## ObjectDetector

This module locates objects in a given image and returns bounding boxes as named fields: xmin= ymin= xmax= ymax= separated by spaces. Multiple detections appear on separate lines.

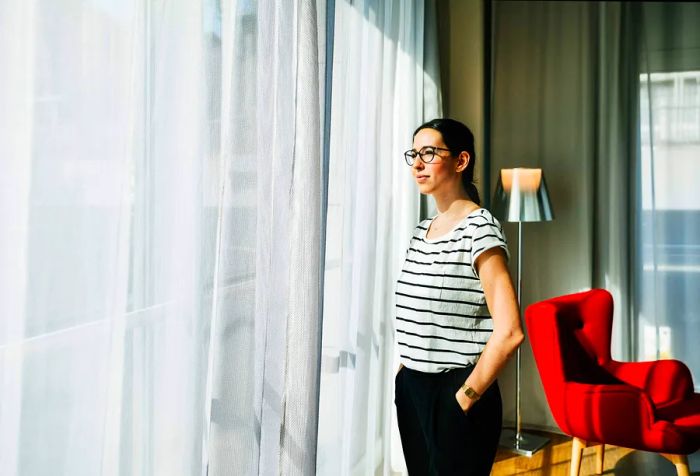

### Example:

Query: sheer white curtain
xmin=0 ymin=0 xmax=324 ymax=475
xmin=637 ymin=2 xmax=700 ymax=386
xmin=208 ymin=0 xmax=325 ymax=475
xmin=0 ymin=2 xmax=217 ymax=474
xmin=315 ymin=1 xmax=441 ymax=474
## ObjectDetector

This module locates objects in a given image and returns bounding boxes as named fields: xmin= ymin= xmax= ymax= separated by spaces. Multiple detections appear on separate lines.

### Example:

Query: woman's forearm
xmin=465 ymin=329 xmax=523 ymax=393
xmin=455 ymin=328 xmax=523 ymax=413
xmin=455 ymin=247 xmax=524 ymax=412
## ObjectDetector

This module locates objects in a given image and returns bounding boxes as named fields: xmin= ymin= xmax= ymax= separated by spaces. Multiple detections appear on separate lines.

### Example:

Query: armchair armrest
xmin=605 ymin=359 xmax=693 ymax=407
xmin=559 ymin=382 xmax=657 ymax=447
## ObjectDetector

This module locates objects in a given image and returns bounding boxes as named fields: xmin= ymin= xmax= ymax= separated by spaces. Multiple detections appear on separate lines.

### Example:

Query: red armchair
xmin=525 ymin=289 xmax=700 ymax=476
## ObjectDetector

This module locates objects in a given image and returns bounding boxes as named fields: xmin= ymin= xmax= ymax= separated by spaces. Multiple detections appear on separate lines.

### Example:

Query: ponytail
xmin=462 ymin=178 xmax=481 ymax=206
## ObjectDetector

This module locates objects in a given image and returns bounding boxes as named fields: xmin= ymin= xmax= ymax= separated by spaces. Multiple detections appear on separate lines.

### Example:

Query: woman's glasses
xmin=403 ymin=146 xmax=451 ymax=166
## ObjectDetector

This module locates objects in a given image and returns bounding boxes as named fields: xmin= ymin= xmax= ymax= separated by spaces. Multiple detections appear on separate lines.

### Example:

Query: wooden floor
xmin=491 ymin=429 xmax=700 ymax=475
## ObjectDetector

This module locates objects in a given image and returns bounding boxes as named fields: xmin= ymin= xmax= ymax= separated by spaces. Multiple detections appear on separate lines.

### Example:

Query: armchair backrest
xmin=525 ymin=289 xmax=621 ymax=432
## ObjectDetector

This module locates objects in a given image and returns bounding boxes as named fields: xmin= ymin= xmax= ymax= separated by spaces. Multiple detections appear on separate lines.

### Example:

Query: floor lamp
xmin=492 ymin=168 xmax=554 ymax=457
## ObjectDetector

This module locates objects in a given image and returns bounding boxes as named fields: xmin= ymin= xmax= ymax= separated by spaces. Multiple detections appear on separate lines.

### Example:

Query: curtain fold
xmin=281 ymin=0 xmax=324 ymax=472
xmin=315 ymin=1 xmax=441 ymax=474
xmin=206 ymin=0 xmax=325 ymax=474
xmin=591 ymin=1 xmax=641 ymax=361
xmin=0 ymin=1 xmax=34 ymax=470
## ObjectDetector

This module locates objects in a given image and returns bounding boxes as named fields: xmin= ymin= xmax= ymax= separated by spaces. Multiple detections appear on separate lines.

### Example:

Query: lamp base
xmin=498 ymin=428 xmax=550 ymax=457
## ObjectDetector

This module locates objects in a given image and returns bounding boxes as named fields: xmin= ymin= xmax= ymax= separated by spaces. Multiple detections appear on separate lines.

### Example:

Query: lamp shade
xmin=492 ymin=168 xmax=554 ymax=223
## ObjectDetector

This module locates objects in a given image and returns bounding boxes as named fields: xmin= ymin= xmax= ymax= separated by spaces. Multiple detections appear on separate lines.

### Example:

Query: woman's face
xmin=411 ymin=128 xmax=460 ymax=195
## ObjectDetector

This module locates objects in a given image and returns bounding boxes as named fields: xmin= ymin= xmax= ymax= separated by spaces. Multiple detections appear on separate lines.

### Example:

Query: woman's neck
xmin=434 ymin=196 xmax=476 ymax=220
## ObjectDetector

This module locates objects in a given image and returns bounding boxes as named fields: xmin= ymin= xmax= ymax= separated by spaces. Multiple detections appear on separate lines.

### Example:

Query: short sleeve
xmin=401 ymin=222 xmax=422 ymax=260
xmin=469 ymin=210 xmax=510 ymax=276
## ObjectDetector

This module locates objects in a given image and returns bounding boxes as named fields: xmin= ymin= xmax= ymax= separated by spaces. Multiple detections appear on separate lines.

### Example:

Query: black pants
xmin=395 ymin=365 xmax=502 ymax=476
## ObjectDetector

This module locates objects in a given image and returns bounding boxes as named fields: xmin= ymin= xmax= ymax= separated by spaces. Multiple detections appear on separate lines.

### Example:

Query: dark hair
xmin=413 ymin=118 xmax=480 ymax=205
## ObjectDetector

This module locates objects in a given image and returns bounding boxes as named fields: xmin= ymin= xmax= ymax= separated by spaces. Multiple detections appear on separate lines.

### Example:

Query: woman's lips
xmin=416 ymin=175 xmax=429 ymax=183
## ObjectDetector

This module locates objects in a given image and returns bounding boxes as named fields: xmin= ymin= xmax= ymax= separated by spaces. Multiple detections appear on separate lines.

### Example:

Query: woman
xmin=394 ymin=118 xmax=524 ymax=475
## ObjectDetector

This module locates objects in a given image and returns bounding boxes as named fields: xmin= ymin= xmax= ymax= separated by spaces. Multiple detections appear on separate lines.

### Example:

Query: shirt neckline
xmin=423 ymin=208 xmax=483 ymax=243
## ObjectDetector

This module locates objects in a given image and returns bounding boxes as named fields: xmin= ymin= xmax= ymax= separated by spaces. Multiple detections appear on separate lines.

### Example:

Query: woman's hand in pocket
xmin=455 ymin=389 xmax=474 ymax=415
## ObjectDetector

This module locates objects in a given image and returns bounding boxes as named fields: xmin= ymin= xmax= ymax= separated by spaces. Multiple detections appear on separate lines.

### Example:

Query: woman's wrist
xmin=460 ymin=382 xmax=481 ymax=400
xmin=455 ymin=389 xmax=477 ymax=413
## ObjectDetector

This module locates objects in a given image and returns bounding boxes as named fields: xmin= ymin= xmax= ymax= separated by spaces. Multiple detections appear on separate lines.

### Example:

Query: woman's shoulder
xmin=466 ymin=207 xmax=498 ymax=224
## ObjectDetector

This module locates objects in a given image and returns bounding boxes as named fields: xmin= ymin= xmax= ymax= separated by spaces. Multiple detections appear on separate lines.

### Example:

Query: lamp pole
xmin=498 ymin=220 xmax=549 ymax=456
xmin=493 ymin=167 xmax=554 ymax=457
xmin=516 ymin=220 xmax=523 ymax=442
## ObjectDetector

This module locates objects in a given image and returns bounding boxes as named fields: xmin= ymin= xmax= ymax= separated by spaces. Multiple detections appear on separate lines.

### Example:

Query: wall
xmin=437 ymin=0 xmax=486 ymax=203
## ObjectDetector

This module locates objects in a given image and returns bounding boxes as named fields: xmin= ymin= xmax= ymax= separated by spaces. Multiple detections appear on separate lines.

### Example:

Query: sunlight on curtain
xmin=0 ymin=0 xmax=325 ymax=475
xmin=0 ymin=1 xmax=217 ymax=474
xmin=207 ymin=0 xmax=325 ymax=474
xmin=315 ymin=1 xmax=441 ymax=474
xmin=637 ymin=2 xmax=700 ymax=388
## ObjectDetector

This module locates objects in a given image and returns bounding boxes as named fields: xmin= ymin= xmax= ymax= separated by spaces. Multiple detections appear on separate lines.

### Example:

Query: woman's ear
xmin=457 ymin=152 xmax=470 ymax=173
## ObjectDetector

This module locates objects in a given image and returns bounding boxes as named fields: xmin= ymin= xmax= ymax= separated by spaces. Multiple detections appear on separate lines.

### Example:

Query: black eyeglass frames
xmin=403 ymin=146 xmax=452 ymax=166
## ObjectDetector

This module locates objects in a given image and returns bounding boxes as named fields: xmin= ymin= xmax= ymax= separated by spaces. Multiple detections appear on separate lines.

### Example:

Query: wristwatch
xmin=460 ymin=383 xmax=481 ymax=400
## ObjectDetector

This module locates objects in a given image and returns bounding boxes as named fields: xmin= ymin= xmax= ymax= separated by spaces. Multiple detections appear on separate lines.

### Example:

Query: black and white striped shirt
xmin=395 ymin=208 xmax=509 ymax=373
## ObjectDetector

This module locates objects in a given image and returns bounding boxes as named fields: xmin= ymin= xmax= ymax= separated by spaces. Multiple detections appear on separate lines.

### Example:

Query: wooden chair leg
xmin=661 ymin=453 xmax=690 ymax=476
xmin=595 ymin=443 xmax=605 ymax=474
xmin=570 ymin=437 xmax=587 ymax=476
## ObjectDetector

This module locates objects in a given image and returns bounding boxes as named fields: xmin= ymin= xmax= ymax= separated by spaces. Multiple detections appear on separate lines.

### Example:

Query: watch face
xmin=464 ymin=387 xmax=480 ymax=400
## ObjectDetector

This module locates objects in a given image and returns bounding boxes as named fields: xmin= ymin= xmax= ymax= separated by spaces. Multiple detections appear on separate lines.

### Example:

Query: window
xmin=638 ymin=71 xmax=700 ymax=387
